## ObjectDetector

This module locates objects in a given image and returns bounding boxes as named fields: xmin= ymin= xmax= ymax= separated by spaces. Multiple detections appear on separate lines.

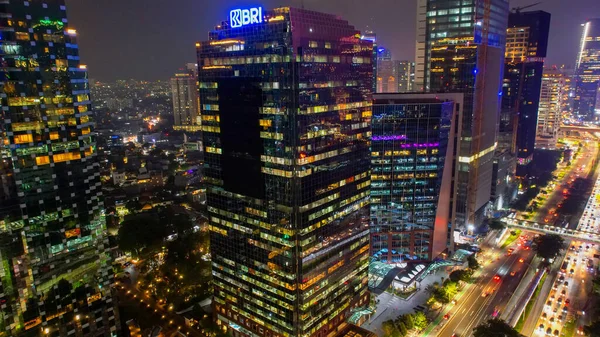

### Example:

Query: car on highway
xmin=443 ymin=314 xmax=450 ymax=320
xmin=493 ymin=275 xmax=501 ymax=282
xmin=519 ymin=258 xmax=524 ymax=263
xmin=510 ymin=271 xmax=516 ymax=276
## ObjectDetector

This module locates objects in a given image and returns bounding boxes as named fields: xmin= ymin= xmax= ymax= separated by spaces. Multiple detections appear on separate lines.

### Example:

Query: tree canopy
xmin=118 ymin=213 xmax=165 ymax=254
xmin=382 ymin=312 xmax=429 ymax=337
xmin=449 ymin=269 xmax=473 ymax=283
xmin=534 ymin=234 xmax=565 ymax=260
xmin=584 ymin=321 xmax=600 ymax=337
xmin=488 ymin=219 xmax=505 ymax=231
xmin=473 ymin=319 xmax=523 ymax=337
xmin=468 ymin=254 xmax=480 ymax=270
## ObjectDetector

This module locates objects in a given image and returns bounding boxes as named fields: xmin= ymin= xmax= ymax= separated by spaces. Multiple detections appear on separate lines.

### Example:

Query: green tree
xmin=412 ymin=311 xmax=428 ymax=330
xmin=468 ymin=255 xmax=480 ymax=270
xmin=584 ymin=321 xmax=600 ymax=337
xmin=398 ymin=314 xmax=414 ymax=330
xmin=473 ymin=319 xmax=523 ymax=337
xmin=534 ymin=234 xmax=565 ymax=260
xmin=125 ymin=199 xmax=141 ymax=214
xmin=390 ymin=329 xmax=402 ymax=337
xmin=118 ymin=213 xmax=165 ymax=254
xmin=592 ymin=276 xmax=600 ymax=296
xmin=488 ymin=219 xmax=505 ymax=230
xmin=382 ymin=320 xmax=396 ymax=337
xmin=449 ymin=269 xmax=472 ymax=283
xmin=397 ymin=322 xmax=408 ymax=337
xmin=433 ymin=282 xmax=458 ymax=304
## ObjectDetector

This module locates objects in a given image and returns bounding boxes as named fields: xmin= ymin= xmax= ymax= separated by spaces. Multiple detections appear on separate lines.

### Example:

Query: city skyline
xmin=66 ymin=0 xmax=596 ymax=81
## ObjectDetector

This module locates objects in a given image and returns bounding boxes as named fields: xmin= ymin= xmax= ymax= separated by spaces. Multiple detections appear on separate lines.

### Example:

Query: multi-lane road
xmin=433 ymin=239 xmax=535 ymax=337
xmin=435 ymin=139 xmax=599 ymax=337
xmin=528 ymin=140 xmax=598 ymax=226
xmin=525 ymin=160 xmax=600 ymax=337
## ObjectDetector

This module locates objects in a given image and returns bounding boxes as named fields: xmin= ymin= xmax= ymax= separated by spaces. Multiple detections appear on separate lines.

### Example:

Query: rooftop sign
xmin=230 ymin=7 xmax=263 ymax=28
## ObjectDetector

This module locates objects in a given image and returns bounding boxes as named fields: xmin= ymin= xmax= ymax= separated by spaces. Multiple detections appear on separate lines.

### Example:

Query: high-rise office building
xmin=536 ymin=66 xmax=571 ymax=150
xmin=503 ymin=11 xmax=551 ymax=172
xmin=575 ymin=18 xmax=600 ymax=120
xmin=376 ymin=47 xmax=398 ymax=93
xmin=370 ymin=93 xmax=463 ymax=262
xmin=362 ymin=31 xmax=378 ymax=94
xmin=397 ymin=61 xmax=415 ymax=93
xmin=0 ymin=1 xmax=119 ymax=336
xmin=198 ymin=7 xmax=372 ymax=337
xmin=171 ymin=70 xmax=201 ymax=132
xmin=416 ymin=0 xmax=510 ymax=228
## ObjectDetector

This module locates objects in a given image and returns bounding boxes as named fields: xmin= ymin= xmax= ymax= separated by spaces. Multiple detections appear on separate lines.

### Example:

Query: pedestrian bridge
xmin=560 ymin=125 xmax=600 ymax=133
xmin=502 ymin=218 xmax=600 ymax=244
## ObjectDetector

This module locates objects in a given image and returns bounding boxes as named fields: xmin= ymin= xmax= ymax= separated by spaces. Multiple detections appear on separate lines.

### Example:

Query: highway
xmin=434 ymin=240 xmax=535 ymax=337
xmin=525 ymin=160 xmax=600 ymax=337
xmin=526 ymin=140 xmax=598 ymax=226
xmin=438 ymin=139 xmax=599 ymax=337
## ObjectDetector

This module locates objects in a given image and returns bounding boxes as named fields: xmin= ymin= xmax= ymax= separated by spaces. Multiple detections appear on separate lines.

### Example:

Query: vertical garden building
xmin=0 ymin=1 xmax=118 ymax=336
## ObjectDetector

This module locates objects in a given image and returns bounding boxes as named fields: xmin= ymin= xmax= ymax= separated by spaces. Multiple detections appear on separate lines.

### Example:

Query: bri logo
xmin=230 ymin=7 xmax=263 ymax=28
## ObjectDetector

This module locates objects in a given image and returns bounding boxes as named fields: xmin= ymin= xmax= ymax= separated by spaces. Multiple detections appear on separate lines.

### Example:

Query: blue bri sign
xmin=230 ymin=7 xmax=263 ymax=28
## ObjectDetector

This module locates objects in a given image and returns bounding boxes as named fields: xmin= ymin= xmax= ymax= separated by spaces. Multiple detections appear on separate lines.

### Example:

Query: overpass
xmin=502 ymin=218 xmax=600 ymax=244
xmin=560 ymin=125 xmax=600 ymax=133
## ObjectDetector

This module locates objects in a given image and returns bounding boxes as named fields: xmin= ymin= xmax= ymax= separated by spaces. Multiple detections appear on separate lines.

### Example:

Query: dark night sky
xmin=64 ymin=0 xmax=597 ymax=81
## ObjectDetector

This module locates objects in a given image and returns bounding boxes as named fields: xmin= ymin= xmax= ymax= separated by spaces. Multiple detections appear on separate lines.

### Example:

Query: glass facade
xmin=575 ymin=18 xmax=600 ymax=120
xmin=0 ymin=1 xmax=118 ymax=336
xmin=421 ymin=0 xmax=509 ymax=228
xmin=171 ymin=72 xmax=201 ymax=132
xmin=370 ymin=97 xmax=454 ymax=262
xmin=502 ymin=11 xmax=551 ymax=171
xmin=536 ymin=67 xmax=571 ymax=150
xmin=197 ymin=7 xmax=372 ymax=337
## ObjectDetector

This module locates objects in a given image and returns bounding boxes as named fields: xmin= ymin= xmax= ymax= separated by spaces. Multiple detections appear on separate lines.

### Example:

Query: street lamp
xmin=467 ymin=224 xmax=475 ymax=236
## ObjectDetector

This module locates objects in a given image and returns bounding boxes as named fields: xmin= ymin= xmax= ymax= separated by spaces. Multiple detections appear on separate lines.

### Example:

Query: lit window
xmin=16 ymin=32 xmax=30 ymax=41
xmin=35 ymin=156 xmax=50 ymax=165
xmin=14 ymin=134 xmax=33 ymax=144
xmin=53 ymin=152 xmax=81 ymax=163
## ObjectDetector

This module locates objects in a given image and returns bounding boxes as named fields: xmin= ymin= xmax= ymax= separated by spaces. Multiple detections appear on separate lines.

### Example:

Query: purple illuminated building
xmin=370 ymin=93 xmax=463 ymax=262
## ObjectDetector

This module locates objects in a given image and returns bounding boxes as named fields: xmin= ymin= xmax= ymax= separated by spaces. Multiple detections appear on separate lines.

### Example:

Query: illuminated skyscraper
xmin=502 ymin=10 xmax=551 ymax=173
xmin=370 ymin=93 xmax=462 ymax=262
xmin=416 ymin=0 xmax=509 ymax=228
xmin=376 ymin=47 xmax=398 ymax=93
xmin=575 ymin=18 xmax=600 ymax=120
xmin=536 ymin=67 xmax=571 ymax=150
xmin=0 ymin=1 xmax=119 ymax=336
xmin=197 ymin=7 xmax=372 ymax=337
xmin=397 ymin=61 xmax=415 ymax=93
xmin=171 ymin=69 xmax=201 ymax=132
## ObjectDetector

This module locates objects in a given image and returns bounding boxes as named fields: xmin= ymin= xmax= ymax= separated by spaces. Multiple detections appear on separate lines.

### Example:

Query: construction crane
xmin=511 ymin=2 xmax=542 ymax=13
